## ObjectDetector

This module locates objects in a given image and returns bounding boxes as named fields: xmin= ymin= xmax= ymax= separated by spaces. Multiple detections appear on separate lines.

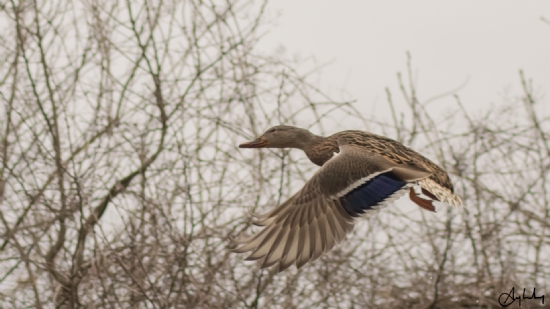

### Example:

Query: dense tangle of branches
xmin=0 ymin=1 xmax=548 ymax=308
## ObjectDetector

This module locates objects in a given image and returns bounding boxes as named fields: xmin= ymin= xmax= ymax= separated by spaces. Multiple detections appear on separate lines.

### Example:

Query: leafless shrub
xmin=0 ymin=1 xmax=548 ymax=308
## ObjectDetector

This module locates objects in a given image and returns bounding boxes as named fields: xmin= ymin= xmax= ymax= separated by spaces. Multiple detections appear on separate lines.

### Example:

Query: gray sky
xmin=258 ymin=1 xmax=550 ymax=118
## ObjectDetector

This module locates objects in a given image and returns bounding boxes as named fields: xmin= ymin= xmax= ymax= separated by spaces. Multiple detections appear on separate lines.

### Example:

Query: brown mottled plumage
xmin=233 ymin=125 xmax=462 ymax=272
xmin=306 ymin=130 xmax=461 ymax=207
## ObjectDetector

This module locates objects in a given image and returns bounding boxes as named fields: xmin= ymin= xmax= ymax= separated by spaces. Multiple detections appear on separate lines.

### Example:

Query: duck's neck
xmin=300 ymin=134 xmax=324 ymax=150
xmin=301 ymin=135 xmax=338 ymax=166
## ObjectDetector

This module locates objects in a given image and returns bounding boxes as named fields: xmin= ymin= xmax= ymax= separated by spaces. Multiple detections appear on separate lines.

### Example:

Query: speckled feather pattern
xmin=306 ymin=130 xmax=462 ymax=207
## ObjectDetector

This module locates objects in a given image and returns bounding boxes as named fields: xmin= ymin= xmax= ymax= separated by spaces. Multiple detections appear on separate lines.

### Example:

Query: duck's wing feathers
xmin=232 ymin=144 xmax=431 ymax=272
xmin=321 ymin=145 xmax=432 ymax=217
xmin=335 ymin=131 xmax=463 ymax=207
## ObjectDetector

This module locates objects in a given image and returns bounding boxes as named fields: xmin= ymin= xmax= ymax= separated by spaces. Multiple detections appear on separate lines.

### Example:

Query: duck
xmin=232 ymin=125 xmax=462 ymax=272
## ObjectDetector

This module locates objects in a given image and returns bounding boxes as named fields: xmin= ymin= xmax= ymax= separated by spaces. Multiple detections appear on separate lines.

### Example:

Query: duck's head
xmin=239 ymin=125 xmax=314 ymax=149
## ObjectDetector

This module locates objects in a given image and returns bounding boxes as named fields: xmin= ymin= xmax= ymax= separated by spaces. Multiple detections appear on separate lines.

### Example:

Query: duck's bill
xmin=239 ymin=138 xmax=267 ymax=148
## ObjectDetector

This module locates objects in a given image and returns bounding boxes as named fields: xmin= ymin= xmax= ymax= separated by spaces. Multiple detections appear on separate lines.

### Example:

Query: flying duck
xmin=232 ymin=125 xmax=462 ymax=272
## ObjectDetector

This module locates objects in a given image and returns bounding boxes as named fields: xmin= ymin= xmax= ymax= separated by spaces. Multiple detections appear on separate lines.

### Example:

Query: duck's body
xmin=303 ymin=130 xmax=461 ymax=208
xmin=233 ymin=125 xmax=462 ymax=272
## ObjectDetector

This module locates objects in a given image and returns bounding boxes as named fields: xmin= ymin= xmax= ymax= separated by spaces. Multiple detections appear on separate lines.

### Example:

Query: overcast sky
xmin=258 ymin=1 xmax=550 ymax=120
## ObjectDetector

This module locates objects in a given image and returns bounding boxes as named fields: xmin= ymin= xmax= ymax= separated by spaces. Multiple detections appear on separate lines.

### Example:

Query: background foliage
xmin=0 ymin=1 xmax=548 ymax=308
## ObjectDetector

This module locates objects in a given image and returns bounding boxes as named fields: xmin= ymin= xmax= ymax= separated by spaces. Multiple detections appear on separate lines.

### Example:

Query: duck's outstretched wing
xmin=231 ymin=145 xmax=431 ymax=272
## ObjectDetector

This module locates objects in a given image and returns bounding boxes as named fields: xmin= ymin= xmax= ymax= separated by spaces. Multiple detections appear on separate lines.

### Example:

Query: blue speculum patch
xmin=340 ymin=173 xmax=406 ymax=217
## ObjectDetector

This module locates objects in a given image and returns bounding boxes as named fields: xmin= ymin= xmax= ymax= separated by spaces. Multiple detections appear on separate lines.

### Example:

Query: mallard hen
xmin=232 ymin=125 xmax=462 ymax=272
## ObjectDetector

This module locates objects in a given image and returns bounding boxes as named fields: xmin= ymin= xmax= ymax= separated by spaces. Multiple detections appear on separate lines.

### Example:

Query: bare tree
xmin=0 ymin=1 xmax=548 ymax=308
